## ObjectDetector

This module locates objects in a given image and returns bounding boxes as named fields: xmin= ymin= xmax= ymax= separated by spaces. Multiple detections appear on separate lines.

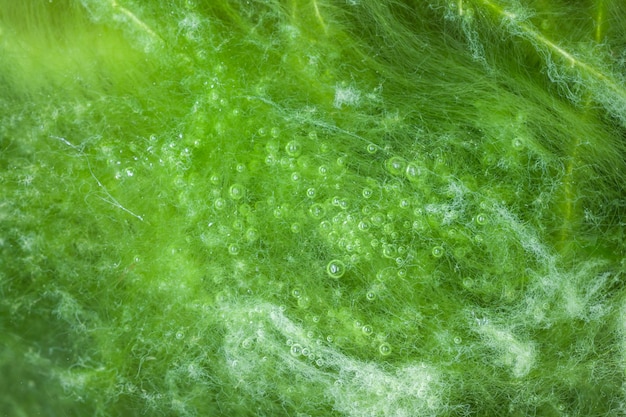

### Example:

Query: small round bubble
xmin=432 ymin=246 xmax=444 ymax=258
xmin=214 ymin=198 xmax=226 ymax=210
xmin=475 ymin=213 xmax=488 ymax=225
xmin=306 ymin=188 xmax=316 ymax=198
xmin=386 ymin=157 xmax=406 ymax=175
xmin=309 ymin=203 xmax=325 ymax=219
xmin=366 ymin=291 xmax=377 ymax=301
xmin=285 ymin=140 xmax=301 ymax=156
xmin=326 ymin=259 xmax=346 ymax=278
xmin=290 ymin=344 xmax=302 ymax=356
xmin=361 ymin=325 xmax=373 ymax=336
xmin=362 ymin=187 xmax=373 ymax=199
xmin=229 ymin=183 xmax=245 ymax=200
xmin=228 ymin=244 xmax=240 ymax=255
xmin=379 ymin=343 xmax=392 ymax=356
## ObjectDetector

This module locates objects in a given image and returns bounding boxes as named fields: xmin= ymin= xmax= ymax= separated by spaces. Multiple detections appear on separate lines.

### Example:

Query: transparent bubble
xmin=228 ymin=244 xmax=240 ymax=255
xmin=432 ymin=246 xmax=444 ymax=258
xmin=214 ymin=198 xmax=226 ymax=210
xmin=292 ymin=288 xmax=302 ymax=298
xmin=366 ymin=291 xmax=377 ymax=301
xmin=290 ymin=344 xmax=302 ymax=356
xmin=270 ymin=127 xmax=280 ymax=138
xmin=366 ymin=143 xmax=378 ymax=154
xmin=291 ymin=172 xmax=301 ymax=182
xmin=386 ymin=157 xmax=406 ymax=175
xmin=379 ymin=343 xmax=392 ymax=356
xmin=245 ymin=228 xmax=259 ymax=242
xmin=318 ymin=165 xmax=329 ymax=176
xmin=301 ymin=347 xmax=310 ymax=357
xmin=475 ymin=213 xmax=488 ymax=225
xmin=176 ymin=331 xmax=184 ymax=340
xmin=285 ymin=140 xmax=301 ymax=157
xmin=290 ymin=223 xmax=301 ymax=234
xmin=326 ymin=259 xmax=346 ymax=278
xmin=405 ymin=162 xmax=422 ymax=181
xmin=362 ymin=187 xmax=373 ymax=199
xmin=358 ymin=220 xmax=370 ymax=231
xmin=453 ymin=337 xmax=462 ymax=344
xmin=229 ymin=183 xmax=245 ymax=200
xmin=361 ymin=325 xmax=373 ymax=336
xmin=309 ymin=203 xmax=325 ymax=219
xmin=306 ymin=188 xmax=316 ymax=198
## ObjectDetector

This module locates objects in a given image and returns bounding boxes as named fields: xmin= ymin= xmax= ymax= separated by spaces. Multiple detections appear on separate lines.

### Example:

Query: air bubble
xmin=475 ymin=213 xmax=488 ymax=225
xmin=432 ymin=246 xmax=444 ymax=258
xmin=326 ymin=259 xmax=346 ymax=278
xmin=361 ymin=325 xmax=373 ymax=336
xmin=362 ymin=187 xmax=373 ymax=199
xmin=309 ymin=203 xmax=325 ymax=219
xmin=454 ymin=337 xmax=462 ymax=344
xmin=290 ymin=344 xmax=302 ymax=356
xmin=290 ymin=172 xmax=301 ymax=182
xmin=512 ymin=137 xmax=524 ymax=149
xmin=366 ymin=143 xmax=378 ymax=154
xmin=245 ymin=228 xmax=258 ymax=242
xmin=405 ymin=162 xmax=421 ymax=181
xmin=270 ymin=127 xmax=280 ymax=138
xmin=379 ymin=343 xmax=392 ymax=356
xmin=318 ymin=165 xmax=329 ymax=176
xmin=301 ymin=347 xmax=310 ymax=357
xmin=229 ymin=184 xmax=245 ymax=200
xmin=214 ymin=198 xmax=226 ymax=210
xmin=228 ymin=244 xmax=240 ymax=255
xmin=176 ymin=331 xmax=184 ymax=340
xmin=358 ymin=221 xmax=370 ymax=231
xmin=242 ymin=338 xmax=253 ymax=349
xmin=285 ymin=140 xmax=301 ymax=156
xmin=290 ymin=223 xmax=301 ymax=234
xmin=366 ymin=291 xmax=377 ymax=301
xmin=306 ymin=188 xmax=316 ymax=198
xmin=292 ymin=288 xmax=302 ymax=298
xmin=386 ymin=157 xmax=406 ymax=175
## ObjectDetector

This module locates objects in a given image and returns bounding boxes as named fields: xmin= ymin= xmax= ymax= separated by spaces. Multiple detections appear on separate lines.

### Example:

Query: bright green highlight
xmin=1 ymin=0 xmax=626 ymax=416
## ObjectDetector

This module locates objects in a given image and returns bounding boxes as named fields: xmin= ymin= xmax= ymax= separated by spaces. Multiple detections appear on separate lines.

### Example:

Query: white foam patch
xmin=219 ymin=302 xmax=444 ymax=416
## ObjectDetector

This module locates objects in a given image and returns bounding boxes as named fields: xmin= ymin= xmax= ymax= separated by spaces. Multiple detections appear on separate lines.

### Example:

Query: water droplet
xmin=290 ymin=172 xmax=301 ymax=182
xmin=366 ymin=143 xmax=378 ymax=154
xmin=361 ymin=325 xmax=373 ymax=336
xmin=245 ymin=228 xmax=258 ymax=242
xmin=306 ymin=188 xmax=316 ymax=198
xmin=176 ymin=331 xmax=184 ymax=340
xmin=290 ymin=223 xmax=301 ymax=234
xmin=454 ymin=337 xmax=462 ymax=344
xmin=326 ymin=260 xmax=346 ymax=278
xmin=366 ymin=291 xmax=377 ymax=301
xmin=362 ymin=187 xmax=373 ymax=199
xmin=318 ymin=165 xmax=329 ymax=176
xmin=475 ymin=213 xmax=487 ymax=225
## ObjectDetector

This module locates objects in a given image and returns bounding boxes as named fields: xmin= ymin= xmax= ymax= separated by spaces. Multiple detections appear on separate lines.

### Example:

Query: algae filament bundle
xmin=1 ymin=0 xmax=625 ymax=415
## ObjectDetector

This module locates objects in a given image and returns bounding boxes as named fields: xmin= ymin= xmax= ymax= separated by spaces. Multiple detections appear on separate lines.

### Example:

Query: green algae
xmin=1 ymin=0 xmax=626 ymax=416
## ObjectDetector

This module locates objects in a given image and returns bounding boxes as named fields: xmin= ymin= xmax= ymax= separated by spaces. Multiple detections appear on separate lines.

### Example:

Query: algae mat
xmin=1 ymin=1 xmax=626 ymax=416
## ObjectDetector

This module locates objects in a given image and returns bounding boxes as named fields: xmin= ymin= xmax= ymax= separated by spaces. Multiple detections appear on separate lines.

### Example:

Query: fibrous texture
xmin=1 ymin=0 xmax=625 ymax=416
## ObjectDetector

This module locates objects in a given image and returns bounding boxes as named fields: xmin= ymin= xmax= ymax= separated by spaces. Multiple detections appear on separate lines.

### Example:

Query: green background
xmin=1 ymin=0 xmax=625 ymax=415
